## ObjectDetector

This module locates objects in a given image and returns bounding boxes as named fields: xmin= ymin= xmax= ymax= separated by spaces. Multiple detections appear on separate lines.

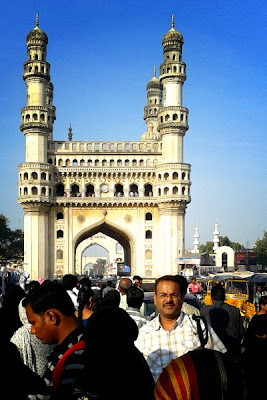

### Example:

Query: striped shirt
xmin=126 ymin=307 xmax=149 ymax=329
xmin=28 ymin=327 xmax=86 ymax=400
xmin=135 ymin=312 xmax=227 ymax=382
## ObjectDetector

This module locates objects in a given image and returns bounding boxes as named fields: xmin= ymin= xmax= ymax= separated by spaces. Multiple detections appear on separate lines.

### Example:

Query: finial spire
xmin=153 ymin=65 xmax=156 ymax=77
xmin=171 ymin=14 xmax=174 ymax=29
xmin=36 ymin=12 xmax=39 ymax=27
xmin=68 ymin=123 xmax=73 ymax=141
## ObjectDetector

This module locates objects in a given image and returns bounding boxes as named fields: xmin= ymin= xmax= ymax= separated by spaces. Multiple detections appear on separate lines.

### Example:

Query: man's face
xmin=154 ymin=280 xmax=184 ymax=321
xmin=26 ymin=304 xmax=57 ymax=344
xmin=134 ymin=279 xmax=142 ymax=288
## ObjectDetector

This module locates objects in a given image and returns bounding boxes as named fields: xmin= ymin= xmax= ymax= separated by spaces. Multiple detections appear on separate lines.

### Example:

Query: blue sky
xmin=0 ymin=0 xmax=266 ymax=249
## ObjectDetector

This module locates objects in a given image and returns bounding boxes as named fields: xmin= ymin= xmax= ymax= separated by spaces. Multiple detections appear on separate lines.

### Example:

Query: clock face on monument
xmin=101 ymin=184 xmax=109 ymax=193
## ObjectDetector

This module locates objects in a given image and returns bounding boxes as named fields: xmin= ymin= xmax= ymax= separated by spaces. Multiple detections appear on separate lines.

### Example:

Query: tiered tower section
xmin=18 ymin=14 xmax=56 ymax=280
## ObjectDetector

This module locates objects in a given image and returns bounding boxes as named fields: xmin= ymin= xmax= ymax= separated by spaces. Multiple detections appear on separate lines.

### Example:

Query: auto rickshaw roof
xmin=212 ymin=274 xmax=246 ymax=282
xmin=249 ymin=273 xmax=267 ymax=283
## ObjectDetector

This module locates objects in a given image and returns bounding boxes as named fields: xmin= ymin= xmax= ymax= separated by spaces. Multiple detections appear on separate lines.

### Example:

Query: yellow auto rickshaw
xmin=243 ymin=273 xmax=267 ymax=321
xmin=203 ymin=274 xmax=249 ymax=316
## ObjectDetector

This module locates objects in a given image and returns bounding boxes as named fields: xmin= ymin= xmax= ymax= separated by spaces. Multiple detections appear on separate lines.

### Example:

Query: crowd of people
xmin=0 ymin=272 xmax=265 ymax=399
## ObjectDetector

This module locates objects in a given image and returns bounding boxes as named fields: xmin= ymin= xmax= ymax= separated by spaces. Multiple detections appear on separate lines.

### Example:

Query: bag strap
xmin=52 ymin=340 xmax=85 ymax=391
xmin=192 ymin=314 xmax=208 ymax=348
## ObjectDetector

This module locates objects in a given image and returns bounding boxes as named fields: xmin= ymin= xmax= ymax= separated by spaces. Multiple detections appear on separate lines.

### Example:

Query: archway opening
xmin=74 ymin=222 xmax=132 ymax=277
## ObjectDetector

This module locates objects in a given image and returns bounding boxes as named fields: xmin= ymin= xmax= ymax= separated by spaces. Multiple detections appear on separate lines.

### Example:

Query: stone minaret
xmin=213 ymin=222 xmax=220 ymax=252
xmin=18 ymin=14 xmax=56 ymax=280
xmin=141 ymin=66 xmax=162 ymax=141
xmin=156 ymin=15 xmax=191 ymax=274
xmin=193 ymin=225 xmax=200 ymax=253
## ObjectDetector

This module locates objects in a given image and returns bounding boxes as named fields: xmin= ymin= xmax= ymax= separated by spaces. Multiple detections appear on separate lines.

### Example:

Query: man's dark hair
xmin=127 ymin=286 xmax=144 ymax=309
xmin=79 ymin=277 xmax=91 ymax=289
xmin=24 ymin=281 xmax=75 ymax=316
xmin=62 ymin=274 xmax=78 ymax=290
xmin=155 ymin=275 xmax=188 ymax=295
xmin=259 ymin=295 xmax=267 ymax=307
xmin=106 ymin=280 xmax=112 ymax=287
xmin=211 ymin=285 xmax=225 ymax=301
xmin=133 ymin=275 xmax=142 ymax=282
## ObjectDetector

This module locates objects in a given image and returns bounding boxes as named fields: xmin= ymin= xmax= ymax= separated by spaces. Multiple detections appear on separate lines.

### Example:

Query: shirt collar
xmin=154 ymin=311 xmax=185 ymax=331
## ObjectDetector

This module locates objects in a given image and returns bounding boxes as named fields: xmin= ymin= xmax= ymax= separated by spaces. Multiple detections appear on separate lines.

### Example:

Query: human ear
xmin=46 ymin=309 xmax=60 ymax=325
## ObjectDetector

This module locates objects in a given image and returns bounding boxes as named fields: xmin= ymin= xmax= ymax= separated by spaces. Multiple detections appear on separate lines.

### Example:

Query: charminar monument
xmin=18 ymin=14 xmax=191 ymax=280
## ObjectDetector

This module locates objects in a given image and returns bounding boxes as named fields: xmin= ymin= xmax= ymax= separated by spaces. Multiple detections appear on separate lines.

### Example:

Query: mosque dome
xmin=26 ymin=14 xmax=48 ymax=44
xmin=162 ymin=15 xmax=183 ymax=45
xmin=146 ymin=66 xmax=162 ymax=90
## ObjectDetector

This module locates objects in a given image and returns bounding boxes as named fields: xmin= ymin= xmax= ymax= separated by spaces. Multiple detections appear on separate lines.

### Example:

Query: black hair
xmin=62 ymin=274 xmax=78 ymax=290
xmin=79 ymin=277 xmax=91 ymax=289
xmin=106 ymin=280 xmax=112 ymax=287
xmin=77 ymin=286 xmax=94 ymax=323
xmin=26 ymin=280 xmax=40 ymax=295
xmin=155 ymin=275 xmax=188 ymax=295
xmin=259 ymin=295 xmax=267 ymax=307
xmin=133 ymin=275 xmax=142 ymax=282
xmin=127 ymin=286 xmax=144 ymax=309
xmin=24 ymin=281 xmax=75 ymax=316
xmin=211 ymin=285 xmax=226 ymax=301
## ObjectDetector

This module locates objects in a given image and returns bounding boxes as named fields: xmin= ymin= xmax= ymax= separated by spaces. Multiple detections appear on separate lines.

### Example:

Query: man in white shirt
xmin=118 ymin=277 xmax=132 ymax=310
xmin=135 ymin=275 xmax=226 ymax=382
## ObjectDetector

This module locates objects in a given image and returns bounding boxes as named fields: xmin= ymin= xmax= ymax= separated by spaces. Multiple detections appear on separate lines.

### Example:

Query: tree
xmin=0 ymin=214 xmax=24 ymax=263
xmin=254 ymin=231 xmax=267 ymax=266
xmin=199 ymin=236 xmax=245 ymax=253
xmin=93 ymin=258 xmax=106 ymax=276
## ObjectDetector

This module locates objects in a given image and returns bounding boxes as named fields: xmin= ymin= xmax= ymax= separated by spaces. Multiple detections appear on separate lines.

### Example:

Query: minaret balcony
xmin=23 ymin=61 xmax=50 ymax=80
xmin=21 ymin=106 xmax=55 ymax=129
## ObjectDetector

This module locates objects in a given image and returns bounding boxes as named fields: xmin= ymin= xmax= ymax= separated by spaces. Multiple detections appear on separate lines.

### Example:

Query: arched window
xmin=173 ymin=186 xmax=178 ymax=195
xmin=181 ymin=113 xmax=184 ymax=121
xmin=114 ymin=184 xmax=124 ymax=197
xmin=55 ymin=183 xmax=64 ymax=196
xmin=164 ymin=187 xmax=169 ymax=195
xmin=140 ymin=159 xmax=144 ymax=166
xmin=41 ymin=187 xmax=46 ymax=195
xmin=48 ymin=158 xmax=53 ymax=164
xmin=165 ymin=114 xmax=170 ymax=122
xmin=56 ymin=249 xmax=63 ymax=260
xmin=87 ymin=159 xmax=92 ymax=166
xmin=58 ymin=159 xmax=63 ymax=166
xmin=26 ymin=114 xmax=30 ymax=121
xmin=144 ymin=184 xmax=153 ymax=197
xmin=73 ymin=159 xmax=78 ymax=166
xmin=41 ymin=172 xmax=46 ymax=180
xmin=145 ymin=230 xmax=152 ymax=239
xmin=158 ymin=174 xmax=161 ymax=181
xmin=24 ymin=172 xmax=28 ymax=180
xmin=40 ymin=113 xmax=45 ymax=121
xmin=160 ymin=116 xmax=163 ymax=123
xmin=110 ymin=159 xmax=114 ymax=167
xmin=182 ymin=187 xmax=186 ymax=195
xmin=32 ymin=186 xmax=38 ymax=195
xmin=80 ymin=159 xmax=85 ymax=166
xmin=94 ymin=159 xmax=99 ymax=166
xmin=164 ymin=173 xmax=169 ymax=180
xmin=86 ymin=184 xmax=95 ymax=197
xmin=173 ymin=54 xmax=176 ymax=60
xmin=33 ymin=113 xmax=38 ymax=121
xmin=173 ymin=66 xmax=177 ymax=72
xmin=102 ymin=159 xmax=107 ymax=167
xmin=129 ymin=183 xmax=138 ymax=196
xmin=35 ymin=54 xmax=38 ymax=60
xmin=145 ymin=212 xmax=152 ymax=221
xmin=125 ymin=159 xmax=129 ymax=166
xmin=41 ymin=66 xmax=44 ymax=73
xmin=173 ymin=172 xmax=178 ymax=179
xmin=158 ymin=188 xmax=161 ymax=196
xmin=222 ymin=252 xmax=228 ymax=268
xmin=117 ymin=159 xmax=122 ymax=167
xmin=24 ymin=187 xmax=28 ymax=195
xmin=31 ymin=172 xmax=38 ymax=180
xmin=57 ymin=230 xmax=64 ymax=239
xmin=182 ymin=172 xmax=186 ymax=180
xmin=132 ymin=159 xmax=137 ymax=166
xmin=71 ymin=184 xmax=80 ymax=197
xmin=65 ymin=159 xmax=70 ymax=167
xmin=57 ymin=212 xmax=64 ymax=220
xmin=173 ymin=114 xmax=178 ymax=120
xmin=34 ymin=66 xmax=38 ymax=73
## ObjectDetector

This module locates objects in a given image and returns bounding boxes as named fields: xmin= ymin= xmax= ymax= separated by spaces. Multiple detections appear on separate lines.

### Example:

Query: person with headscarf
xmin=72 ymin=306 xmax=155 ymax=400
xmin=11 ymin=297 xmax=55 ymax=376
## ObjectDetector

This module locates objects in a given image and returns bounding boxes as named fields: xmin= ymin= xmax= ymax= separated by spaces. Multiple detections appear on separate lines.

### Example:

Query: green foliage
xmin=0 ymin=214 xmax=24 ymax=263
xmin=93 ymin=258 xmax=106 ymax=276
xmin=254 ymin=231 xmax=267 ymax=266
xmin=199 ymin=236 xmax=245 ymax=253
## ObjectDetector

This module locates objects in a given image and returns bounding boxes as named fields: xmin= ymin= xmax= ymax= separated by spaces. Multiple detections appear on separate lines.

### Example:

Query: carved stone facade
xmin=18 ymin=15 xmax=191 ymax=280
